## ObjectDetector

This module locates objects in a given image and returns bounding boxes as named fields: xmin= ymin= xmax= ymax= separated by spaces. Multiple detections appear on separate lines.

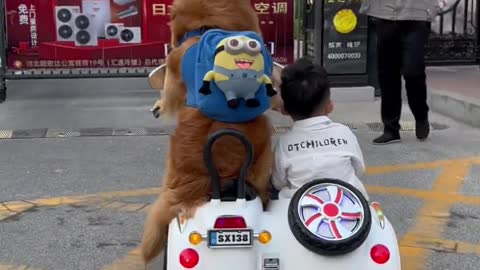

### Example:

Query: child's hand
xmin=270 ymin=94 xmax=289 ymax=115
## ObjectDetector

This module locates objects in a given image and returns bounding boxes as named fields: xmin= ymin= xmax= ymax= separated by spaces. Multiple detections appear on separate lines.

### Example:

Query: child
xmin=271 ymin=58 xmax=369 ymax=199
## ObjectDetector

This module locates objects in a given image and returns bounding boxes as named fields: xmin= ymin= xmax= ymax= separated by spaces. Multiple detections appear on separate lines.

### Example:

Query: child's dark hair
xmin=280 ymin=57 xmax=330 ymax=120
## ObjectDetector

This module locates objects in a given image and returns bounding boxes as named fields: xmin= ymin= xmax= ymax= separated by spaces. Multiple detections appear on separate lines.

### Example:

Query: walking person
xmin=360 ymin=1 xmax=440 ymax=144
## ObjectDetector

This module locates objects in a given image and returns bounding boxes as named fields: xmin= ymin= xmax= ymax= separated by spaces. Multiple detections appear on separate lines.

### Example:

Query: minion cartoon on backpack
xmin=199 ymin=35 xmax=277 ymax=109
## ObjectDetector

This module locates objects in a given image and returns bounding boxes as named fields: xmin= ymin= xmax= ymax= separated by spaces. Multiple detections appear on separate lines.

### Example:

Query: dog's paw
xmin=150 ymin=99 xmax=164 ymax=118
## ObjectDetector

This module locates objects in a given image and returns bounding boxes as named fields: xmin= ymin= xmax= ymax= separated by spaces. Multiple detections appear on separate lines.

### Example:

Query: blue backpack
xmin=181 ymin=29 xmax=276 ymax=123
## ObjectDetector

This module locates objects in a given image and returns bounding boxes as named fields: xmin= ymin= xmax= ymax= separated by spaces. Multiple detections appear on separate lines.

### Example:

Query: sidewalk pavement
xmin=1 ymin=78 xmax=480 ymax=270
xmin=426 ymin=65 xmax=480 ymax=128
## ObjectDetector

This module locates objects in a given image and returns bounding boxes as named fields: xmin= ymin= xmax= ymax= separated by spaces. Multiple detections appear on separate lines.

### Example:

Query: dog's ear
xmin=148 ymin=64 xmax=167 ymax=90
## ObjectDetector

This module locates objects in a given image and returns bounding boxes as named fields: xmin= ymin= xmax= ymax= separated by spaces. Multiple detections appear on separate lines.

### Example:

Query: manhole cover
xmin=79 ymin=128 xmax=113 ymax=137
xmin=113 ymin=128 xmax=148 ymax=136
xmin=0 ymin=130 xmax=13 ymax=139
xmin=11 ymin=129 xmax=47 ymax=139
xmin=144 ymin=127 xmax=171 ymax=136
xmin=46 ymin=129 xmax=81 ymax=138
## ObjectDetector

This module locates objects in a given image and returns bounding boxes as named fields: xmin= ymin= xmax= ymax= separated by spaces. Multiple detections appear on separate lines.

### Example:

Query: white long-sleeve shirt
xmin=272 ymin=116 xmax=369 ymax=199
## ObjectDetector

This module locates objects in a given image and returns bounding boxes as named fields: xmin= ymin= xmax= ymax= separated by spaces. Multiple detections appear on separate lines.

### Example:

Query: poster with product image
xmin=4 ymin=0 xmax=294 ymax=70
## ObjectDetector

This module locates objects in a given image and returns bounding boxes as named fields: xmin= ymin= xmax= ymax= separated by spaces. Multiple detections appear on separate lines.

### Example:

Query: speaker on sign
xmin=105 ymin=23 xmax=124 ymax=39
xmin=55 ymin=6 xmax=81 ymax=41
xmin=119 ymin=27 xmax=141 ymax=44
xmin=73 ymin=13 xmax=98 ymax=46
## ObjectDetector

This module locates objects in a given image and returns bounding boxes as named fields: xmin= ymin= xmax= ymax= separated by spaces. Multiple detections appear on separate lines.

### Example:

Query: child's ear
xmin=270 ymin=95 xmax=289 ymax=115
xmin=325 ymin=99 xmax=334 ymax=115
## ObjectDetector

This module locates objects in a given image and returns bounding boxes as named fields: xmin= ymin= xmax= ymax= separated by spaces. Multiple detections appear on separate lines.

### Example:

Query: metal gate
xmin=426 ymin=0 xmax=480 ymax=65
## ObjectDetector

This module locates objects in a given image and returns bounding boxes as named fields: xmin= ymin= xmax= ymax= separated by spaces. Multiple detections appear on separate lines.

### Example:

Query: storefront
xmin=0 ymin=0 xmax=295 ymax=101
xmin=2 ymin=0 xmax=477 ymax=102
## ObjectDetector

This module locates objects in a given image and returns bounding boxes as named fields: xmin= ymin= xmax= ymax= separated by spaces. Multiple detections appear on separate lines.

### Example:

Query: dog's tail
xmin=141 ymin=195 xmax=180 ymax=264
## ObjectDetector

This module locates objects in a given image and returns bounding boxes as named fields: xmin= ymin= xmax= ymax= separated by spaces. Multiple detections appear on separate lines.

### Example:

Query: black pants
xmin=367 ymin=17 xmax=380 ymax=96
xmin=375 ymin=19 xmax=431 ymax=135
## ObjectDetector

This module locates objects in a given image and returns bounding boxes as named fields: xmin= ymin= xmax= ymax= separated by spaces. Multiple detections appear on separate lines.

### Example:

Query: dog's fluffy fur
xmin=141 ymin=0 xmax=284 ymax=264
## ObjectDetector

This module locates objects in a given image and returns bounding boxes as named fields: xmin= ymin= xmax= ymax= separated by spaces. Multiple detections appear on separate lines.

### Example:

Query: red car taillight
xmin=179 ymin=248 xmax=199 ymax=268
xmin=214 ymin=215 xmax=247 ymax=229
xmin=370 ymin=244 xmax=390 ymax=264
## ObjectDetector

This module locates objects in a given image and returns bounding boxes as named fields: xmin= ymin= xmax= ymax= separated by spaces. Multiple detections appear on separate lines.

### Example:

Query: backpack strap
xmin=176 ymin=26 xmax=215 ymax=47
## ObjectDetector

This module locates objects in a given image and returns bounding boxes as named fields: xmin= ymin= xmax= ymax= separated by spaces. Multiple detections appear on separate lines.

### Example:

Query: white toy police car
xmin=164 ymin=129 xmax=401 ymax=270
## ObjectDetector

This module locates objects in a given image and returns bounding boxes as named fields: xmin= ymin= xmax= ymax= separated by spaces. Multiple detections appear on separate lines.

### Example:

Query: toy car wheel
xmin=288 ymin=179 xmax=371 ymax=256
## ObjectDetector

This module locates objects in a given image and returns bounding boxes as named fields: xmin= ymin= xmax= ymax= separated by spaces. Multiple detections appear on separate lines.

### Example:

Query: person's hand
xmin=270 ymin=94 xmax=289 ymax=115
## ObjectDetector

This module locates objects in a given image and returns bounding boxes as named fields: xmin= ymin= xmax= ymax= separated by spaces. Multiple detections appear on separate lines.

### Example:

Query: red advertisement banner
xmin=4 ymin=0 xmax=294 ymax=70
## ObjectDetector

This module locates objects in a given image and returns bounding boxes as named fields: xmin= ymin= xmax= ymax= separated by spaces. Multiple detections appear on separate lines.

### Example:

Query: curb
xmin=428 ymin=89 xmax=480 ymax=128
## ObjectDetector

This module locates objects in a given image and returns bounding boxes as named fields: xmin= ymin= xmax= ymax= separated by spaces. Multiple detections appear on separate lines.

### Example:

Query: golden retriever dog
xmin=141 ymin=0 xmax=285 ymax=264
